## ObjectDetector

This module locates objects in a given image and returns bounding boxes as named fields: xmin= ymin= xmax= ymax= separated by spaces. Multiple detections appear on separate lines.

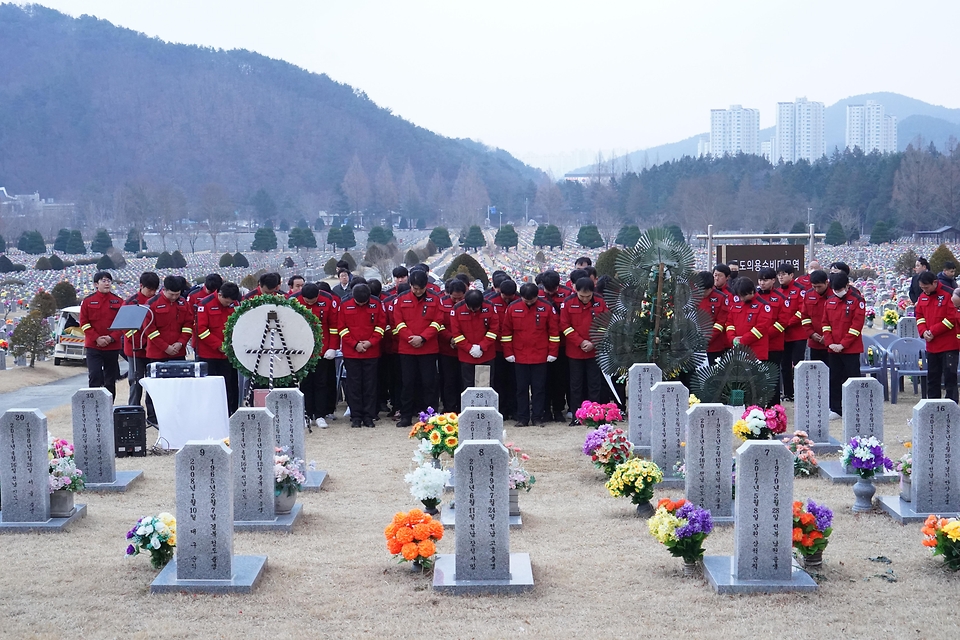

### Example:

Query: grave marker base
xmin=818 ymin=461 xmax=898 ymax=484
xmin=876 ymin=496 xmax=939 ymax=524
xmin=702 ymin=555 xmax=818 ymax=594
xmin=234 ymin=503 xmax=303 ymax=532
xmin=658 ymin=476 xmax=684 ymax=489
xmin=440 ymin=504 xmax=521 ymax=529
xmin=83 ymin=469 xmax=145 ymax=493
xmin=432 ymin=552 xmax=534 ymax=594
xmin=300 ymin=470 xmax=327 ymax=492
xmin=808 ymin=437 xmax=842 ymax=455
xmin=150 ymin=555 xmax=267 ymax=594
xmin=0 ymin=504 xmax=87 ymax=533
xmin=633 ymin=446 xmax=651 ymax=459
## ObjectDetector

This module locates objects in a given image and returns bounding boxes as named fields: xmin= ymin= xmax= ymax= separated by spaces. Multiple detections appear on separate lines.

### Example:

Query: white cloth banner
xmin=141 ymin=376 xmax=229 ymax=449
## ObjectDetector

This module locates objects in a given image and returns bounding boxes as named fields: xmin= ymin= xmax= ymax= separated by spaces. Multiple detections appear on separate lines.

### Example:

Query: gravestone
xmin=461 ymin=387 xmax=499 ymax=411
xmin=792 ymin=361 xmax=840 ymax=453
xmin=0 ymin=408 xmax=87 ymax=532
xmin=819 ymin=377 xmax=896 ymax=483
xmin=685 ymin=403 xmax=734 ymax=525
xmin=266 ymin=388 xmax=325 ymax=491
xmin=151 ymin=440 xmax=266 ymax=593
xmin=433 ymin=440 xmax=533 ymax=593
xmin=879 ymin=399 xmax=960 ymax=523
xmin=0 ymin=351 xmax=6 ymax=370
xmin=231 ymin=408 xmax=302 ymax=532
xmin=72 ymin=388 xmax=143 ymax=492
xmin=650 ymin=382 xmax=688 ymax=489
xmin=458 ymin=407 xmax=504 ymax=442
xmin=627 ymin=363 xmax=662 ymax=455
xmin=897 ymin=316 xmax=919 ymax=339
xmin=702 ymin=441 xmax=817 ymax=594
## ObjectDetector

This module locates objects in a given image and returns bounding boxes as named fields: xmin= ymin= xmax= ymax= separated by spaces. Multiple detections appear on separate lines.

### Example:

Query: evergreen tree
xmin=340 ymin=252 xmax=357 ymax=271
xmin=48 ymin=254 xmax=65 ymax=270
xmin=34 ymin=256 xmax=52 ymax=270
xmin=367 ymin=226 xmax=394 ymax=245
xmin=124 ymin=228 xmax=141 ymax=252
xmin=870 ymin=221 xmax=892 ymax=245
xmin=541 ymin=224 xmax=563 ymax=248
xmin=429 ymin=227 xmax=453 ymax=250
xmin=614 ymin=225 xmax=642 ymax=248
xmin=51 ymin=281 xmax=78 ymax=308
xmin=416 ymin=218 xmax=426 ymax=230
xmin=338 ymin=225 xmax=357 ymax=250
xmin=576 ymin=225 xmax=604 ymax=249
xmin=0 ymin=255 xmax=15 ymax=273
xmin=219 ymin=252 xmax=234 ymax=267
xmin=324 ymin=257 xmax=339 ymax=275
xmin=929 ymin=243 xmax=960 ymax=275
xmin=0 ymin=234 xmax=6 ymax=252
xmin=532 ymin=225 xmax=546 ymax=248
xmin=895 ymin=249 xmax=919 ymax=277
xmin=53 ymin=228 xmax=70 ymax=252
xmin=18 ymin=230 xmax=46 ymax=255
xmin=462 ymin=225 xmax=486 ymax=250
xmin=171 ymin=250 xmax=187 ymax=267
xmin=155 ymin=251 xmax=174 ymax=268
xmin=494 ymin=224 xmax=519 ymax=251
xmin=90 ymin=229 xmax=113 ymax=254
xmin=279 ymin=219 xmax=290 ymax=232
xmin=825 ymin=220 xmax=846 ymax=246
xmin=404 ymin=249 xmax=419 ymax=267
xmin=251 ymin=227 xmax=278 ymax=252
xmin=10 ymin=311 xmax=49 ymax=368
xmin=251 ymin=188 xmax=278 ymax=222
xmin=96 ymin=254 xmax=114 ymax=270
xmin=66 ymin=230 xmax=86 ymax=254
xmin=30 ymin=291 xmax=57 ymax=318
xmin=789 ymin=221 xmax=807 ymax=244
xmin=325 ymin=226 xmax=341 ymax=249
xmin=288 ymin=227 xmax=317 ymax=249
xmin=297 ymin=218 xmax=309 ymax=229
xmin=665 ymin=224 xmax=685 ymax=245
xmin=595 ymin=247 xmax=622 ymax=278
xmin=442 ymin=253 xmax=489 ymax=289
xmin=233 ymin=252 xmax=250 ymax=268
xmin=314 ymin=218 xmax=325 ymax=231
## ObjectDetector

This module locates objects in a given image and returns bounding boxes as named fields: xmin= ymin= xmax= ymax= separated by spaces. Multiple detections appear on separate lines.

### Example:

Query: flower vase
xmin=899 ymin=475 xmax=912 ymax=502
xmin=635 ymin=500 xmax=655 ymax=518
xmin=682 ymin=560 xmax=698 ymax=577
xmin=803 ymin=550 xmax=823 ymax=570
xmin=275 ymin=488 xmax=298 ymax=515
xmin=430 ymin=457 xmax=443 ymax=470
xmin=421 ymin=498 xmax=440 ymax=516
xmin=885 ymin=324 xmax=895 ymax=332
xmin=509 ymin=489 xmax=520 ymax=517
xmin=866 ymin=318 xmax=874 ymax=329
xmin=411 ymin=559 xmax=426 ymax=573
xmin=852 ymin=477 xmax=876 ymax=512
xmin=49 ymin=489 xmax=75 ymax=518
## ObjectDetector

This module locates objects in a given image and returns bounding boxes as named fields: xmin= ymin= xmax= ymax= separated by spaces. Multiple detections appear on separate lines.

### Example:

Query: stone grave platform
xmin=84 ymin=470 xmax=145 ymax=493
xmin=0 ymin=504 xmax=88 ymax=533
xmin=235 ymin=504 xmax=303 ymax=532
xmin=432 ymin=552 xmax=534 ymax=595
xmin=808 ymin=438 xmax=842 ymax=454
xmin=876 ymin=496 xmax=935 ymax=524
xmin=151 ymin=555 xmax=268 ymax=594
xmin=302 ymin=470 xmax=327 ymax=492
xmin=702 ymin=556 xmax=818 ymax=594
xmin=440 ymin=504 xmax=521 ymax=529
xmin=818 ymin=463 xmax=898 ymax=484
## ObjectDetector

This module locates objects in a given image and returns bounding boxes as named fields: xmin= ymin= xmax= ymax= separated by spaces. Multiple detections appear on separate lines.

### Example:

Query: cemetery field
xmin=0 ymin=360 xmax=84 ymax=394
xmin=0 ymin=388 xmax=956 ymax=639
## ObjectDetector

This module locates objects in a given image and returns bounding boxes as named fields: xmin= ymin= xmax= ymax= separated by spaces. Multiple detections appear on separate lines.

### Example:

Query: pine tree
xmin=825 ymin=221 xmax=846 ymax=246
xmin=338 ymin=225 xmax=357 ymax=250
xmin=30 ymin=291 xmax=57 ymax=318
xmin=429 ymin=227 xmax=452 ymax=250
xmin=929 ymin=243 xmax=960 ymax=275
xmin=66 ymin=230 xmax=86 ymax=254
xmin=53 ymin=228 xmax=70 ymax=252
xmin=340 ymin=252 xmax=357 ymax=271
xmin=326 ymin=227 xmax=342 ymax=249
xmin=869 ymin=221 xmax=892 ymax=245
xmin=576 ymin=225 xmax=604 ymax=249
xmin=18 ymin=231 xmax=46 ymax=254
xmin=219 ymin=252 xmax=234 ymax=267
xmin=442 ymin=253 xmax=489 ymax=289
xmin=462 ymin=225 xmax=486 ymax=250
xmin=595 ymin=247 xmax=622 ymax=278
xmin=10 ymin=311 xmax=49 ymax=368
xmin=96 ymin=254 xmax=114 ymax=270
xmin=614 ymin=225 xmax=642 ymax=248
xmin=494 ymin=225 xmax=519 ymax=250
xmin=124 ymin=228 xmax=141 ymax=252
xmin=51 ymin=281 xmax=78 ymax=308
xmin=288 ymin=227 xmax=317 ymax=249
xmin=324 ymin=257 xmax=339 ymax=275
xmin=367 ymin=226 xmax=394 ymax=245
xmin=171 ymin=250 xmax=187 ymax=267
xmin=251 ymin=228 xmax=278 ymax=252
xmin=48 ymin=254 xmax=65 ymax=270
xmin=155 ymin=251 xmax=174 ymax=268
xmin=90 ymin=229 xmax=113 ymax=254
xmin=35 ymin=256 xmax=52 ymax=271
xmin=404 ymin=249 xmax=419 ymax=267
xmin=0 ymin=234 xmax=6 ymax=252
xmin=233 ymin=252 xmax=250 ymax=268
xmin=533 ymin=225 xmax=546 ymax=248
xmin=541 ymin=225 xmax=563 ymax=248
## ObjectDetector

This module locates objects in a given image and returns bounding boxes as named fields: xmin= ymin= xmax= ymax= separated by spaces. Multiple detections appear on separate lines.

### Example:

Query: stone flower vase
xmin=866 ymin=318 xmax=874 ymax=329
xmin=49 ymin=489 xmax=75 ymax=518
xmin=421 ymin=498 xmax=440 ymax=516
xmin=852 ymin=476 xmax=876 ymax=512
xmin=803 ymin=550 xmax=824 ymax=570
xmin=899 ymin=475 xmax=912 ymax=502
xmin=275 ymin=487 xmax=298 ymax=515
xmin=682 ymin=560 xmax=699 ymax=577
xmin=635 ymin=500 xmax=655 ymax=518
xmin=509 ymin=489 xmax=520 ymax=517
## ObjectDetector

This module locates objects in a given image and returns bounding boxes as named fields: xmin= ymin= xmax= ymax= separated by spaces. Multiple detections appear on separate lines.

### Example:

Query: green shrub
xmin=443 ymin=253 xmax=489 ymax=289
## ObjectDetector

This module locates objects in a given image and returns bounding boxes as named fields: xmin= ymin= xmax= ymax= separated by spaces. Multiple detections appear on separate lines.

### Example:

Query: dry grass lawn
xmin=0 ymin=359 xmax=84 ymax=393
xmin=0 ymin=382 xmax=956 ymax=639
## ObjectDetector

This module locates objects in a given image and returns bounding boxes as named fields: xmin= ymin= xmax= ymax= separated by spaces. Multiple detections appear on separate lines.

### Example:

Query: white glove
xmin=469 ymin=344 xmax=482 ymax=358
xmin=505 ymin=355 xmax=516 ymax=363
xmin=547 ymin=355 xmax=557 ymax=363
xmin=323 ymin=349 xmax=337 ymax=360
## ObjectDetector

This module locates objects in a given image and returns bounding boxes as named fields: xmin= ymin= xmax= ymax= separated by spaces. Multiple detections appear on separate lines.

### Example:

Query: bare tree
xmin=398 ymin=160 xmax=421 ymax=219
xmin=669 ymin=174 xmax=734 ymax=233
xmin=937 ymin=137 xmax=960 ymax=226
xmin=533 ymin=179 xmax=563 ymax=224
xmin=594 ymin=207 xmax=619 ymax=248
xmin=341 ymin=154 xmax=371 ymax=223
xmin=892 ymin=141 xmax=939 ymax=230
xmin=426 ymin=168 xmax=447 ymax=224
xmin=449 ymin=164 xmax=489 ymax=231
xmin=201 ymin=183 xmax=232 ymax=254
xmin=373 ymin=157 xmax=398 ymax=219
xmin=123 ymin=182 xmax=153 ymax=252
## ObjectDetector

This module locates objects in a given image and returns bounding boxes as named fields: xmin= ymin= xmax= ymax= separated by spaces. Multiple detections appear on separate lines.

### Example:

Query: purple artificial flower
xmin=582 ymin=425 xmax=611 ymax=455
xmin=126 ymin=529 xmax=135 ymax=539
xmin=418 ymin=407 xmax=436 ymax=423
xmin=125 ymin=544 xmax=136 ymax=556
xmin=674 ymin=503 xmax=714 ymax=538
xmin=806 ymin=499 xmax=833 ymax=532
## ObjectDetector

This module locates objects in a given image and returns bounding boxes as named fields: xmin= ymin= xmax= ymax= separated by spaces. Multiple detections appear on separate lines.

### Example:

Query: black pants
xmin=766 ymin=350 xmax=783 ymax=404
xmin=201 ymin=358 xmax=240 ymax=416
xmin=461 ymin=360 xmax=497 ymax=389
xmin=438 ymin=354 xmax=462 ymax=413
xmin=568 ymin=357 xmax=603 ymax=416
xmin=781 ymin=340 xmax=806 ymax=399
xmin=87 ymin=348 xmax=120 ymax=399
xmin=126 ymin=351 xmax=157 ymax=422
xmin=515 ymin=362 xmax=548 ymax=424
xmin=399 ymin=353 xmax=438 ymax=421
xmin=494 ymin=353 xmax=517 ymax=418
xmin=344 ymin=358 xmax=378 ymax=424
xmin=810 ymin=348 xmax=829 ymax=365
xmin=547 ymin=353 xmax=569 ymax=417
xmin=926 ymin=350 xmax=959 ymax=402
xmin=382 ymin=353 xmax=401 ymax=412
xmin=299 ymin=358 xmax=335 ymax=420
xmin=827 ymin=352 xmax=861 ymax=415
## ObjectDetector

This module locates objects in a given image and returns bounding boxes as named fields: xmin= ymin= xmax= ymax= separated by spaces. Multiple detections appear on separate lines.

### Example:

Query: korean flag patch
xmin=764 ymin=305 xmax=771 ymax=312
xmin=860 ymin=302 xmax=865 ymax=309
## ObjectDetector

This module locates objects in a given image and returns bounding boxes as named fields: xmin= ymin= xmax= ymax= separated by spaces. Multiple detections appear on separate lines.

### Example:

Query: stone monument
xmin=792 ymin=361 xmax=840 ymax=453
xmin=460 ymin=387 xmax=499 ymax=411
xmin=685 ymin=403 xmax=734 ymax=525
xmin=650 ymin=382 xmax=688 ymax=489
xmin=72 ymin=389 xmax=143 ymax=492
xmin=820 ymin=377 xmax=897 ymax=483
xmin=266 ymin=388 xmax=325 ymax=491
xmin=627 ymin=363 xmax=662 ymax=456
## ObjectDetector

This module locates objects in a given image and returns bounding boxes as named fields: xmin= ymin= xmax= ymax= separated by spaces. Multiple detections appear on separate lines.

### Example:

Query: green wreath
xmin=222 ymin=294 xmax=323 ymax=388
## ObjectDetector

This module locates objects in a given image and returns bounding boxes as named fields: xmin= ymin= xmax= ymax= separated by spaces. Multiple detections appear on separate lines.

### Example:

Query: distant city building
xmin=709 ymin=105 xmax=760 ymax=157
xmin=760 ymin=139 xmax=774 ymax=163
xmin=845 ymin=100 xmax=897 ymax=153
xmin=562 ymin=172 xmax=615 ymax=185
xmin=696 ymin=134 xmax=711 ymax=158
xmin=773 ymin=97 xmax=825 ymax=163
xmin=0 ymin=189 xmax=76 ymax=220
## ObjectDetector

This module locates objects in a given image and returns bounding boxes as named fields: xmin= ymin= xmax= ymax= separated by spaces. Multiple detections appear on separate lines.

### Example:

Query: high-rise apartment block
xmin=845 ymin=100 xmax=897 ymax=153
xmin=773 ymin=97 xmax=825 ymax=163
xmin=709 ymin=105 xmax=760 ymax=156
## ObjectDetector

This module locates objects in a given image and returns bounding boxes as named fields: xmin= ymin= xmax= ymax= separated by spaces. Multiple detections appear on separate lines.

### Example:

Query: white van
xmin=53 ymin=306 xmax=86 ymax=365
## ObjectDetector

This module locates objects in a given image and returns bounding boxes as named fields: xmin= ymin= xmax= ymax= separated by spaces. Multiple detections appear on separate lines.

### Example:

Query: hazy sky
xmin=32 ymin=0 xmax=960 ymax=167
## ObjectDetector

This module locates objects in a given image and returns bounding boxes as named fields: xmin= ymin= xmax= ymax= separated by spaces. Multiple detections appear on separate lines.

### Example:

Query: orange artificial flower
xmin=657 ymin=498 xmax=673 ymax=509
xmin=428 ymin=521 xmax=445 ymax=539
xmin=412 ymin=523 xmax=432 ymax=542
xmin=384 ymin=523 xmax=398 ymax=538
xmin=395 ymin=527 xmax=414 ymax=544
xmin=799 ymin=512 xmax=816 ymax=527
xmin=392 ymin=512 xmax=407 ymax=526
xmin=407 ymin=508 xmax=425 ymax=521
xmin=809 ymin=530 xmax=823 ymax=541
xmin=418 ymin=539 xmax=436 ymax=557
xmin=445 ymin=436 xmax=458 ymax=449
xmin=793 ymin=527 xmax=804 ymax=542
xmin=800 ymin=534 xmax=813 ymax=547
xmin=401 ymin=542 xmax=420 ymax=560
xmin=386 ymin=538 xmax=403 ymax=554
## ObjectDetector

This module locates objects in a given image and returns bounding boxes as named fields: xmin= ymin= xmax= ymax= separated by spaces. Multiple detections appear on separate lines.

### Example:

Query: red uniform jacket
xmin=143 ymin=294 xmax=194 ymax=360
xmin=915 ymin=283 xmax=960 ymax=353
xmin=450 ymin=300 xmax=500 ymax=364
xmin=488 ymin=293 xmax=516 ymax=353
xmin=391 ymin=290 xmax=443 ymax=355
xmin=79 ymin=290 xmax=124 ymax=350
xmin=501 ymin=298 xmax=560 ymax=364
xmin=122 ymin=291 xmax=151 ymax=357
xmin=437 ymin=295 xmax=459 ymax=358
xmin=294 ymin=291 xmax=340 ymax=352
xmin=780 ymin=281 xmax=807 ymax=343
xmin=338 ymin=298 xmax=386 ymax=359
xmin=195 ymin=294 xmax=236 ymax=360
xmin=756 ymin=289 xmax=789 ymax=352
xmin=559 ymin=293 xmax=608 ymax=360
xmin=801 ymin=288 xmax=829 ymax=352
xmin=796 ymin=274 xmax=812 ymax=289
xmin=822 ymin=290 xmax=866 ymax=354
xmin=726 ymin=297 xmax=774 ymax=360
xmin=380 ymin=292 xmax=400 ymax=355
xmin=701 ymin=287 xmax=731 ymax=353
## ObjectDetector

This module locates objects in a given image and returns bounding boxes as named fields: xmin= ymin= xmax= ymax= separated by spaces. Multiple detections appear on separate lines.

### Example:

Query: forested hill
xmin=0 ymin=4 xmax=543 ymax=213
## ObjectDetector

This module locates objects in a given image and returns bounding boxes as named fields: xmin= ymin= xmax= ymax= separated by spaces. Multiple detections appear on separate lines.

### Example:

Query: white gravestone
xmin=897 ymin=317 xmax=918 ymax=339
xmin=266 ymin=388 xmax=325 ymax=491
xmin=793 ymin=362 xmax=840 ymax=452
xmin=433 ymin=440 xmax=533 ymax=594
xmin=627 ymin=363 xmax=662 ymax=455
xmin=72 ymin=389 xmax=144 ymax=491
xmin=152 ymin=440 xmax=266 ymax=593
xmin=458 ymin=407 xmax=504 ymax=442
xmin=879 ymin=399 xmax=960 ymax=523
xmin=820 ymin=377 xmax=896 ymax=483
xmin=702 ymin=441 xmax=817 ymax=594
xmin=461 ymin=387 xmax=499 ymax=411
xmin=650 ymin=382 xmax=688 ymax=489
xmin=685 ymin=403 xmax=734 ymax=524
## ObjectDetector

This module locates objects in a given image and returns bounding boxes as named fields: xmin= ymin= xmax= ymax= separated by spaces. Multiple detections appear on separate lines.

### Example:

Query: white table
xmin=141 ymin=377 xmax=229 ymax=449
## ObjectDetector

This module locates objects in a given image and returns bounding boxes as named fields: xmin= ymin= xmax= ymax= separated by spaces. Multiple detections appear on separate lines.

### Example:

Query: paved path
xmin=0 ymin=362 xmax=127 ymax=415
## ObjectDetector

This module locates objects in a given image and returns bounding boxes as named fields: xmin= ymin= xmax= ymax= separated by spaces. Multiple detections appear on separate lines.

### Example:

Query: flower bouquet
xmin=793 ymin=500 xmax=833 ymax=568
xmin=882 ymin=308 xmax=899 ymax=330
xmin=408 ymin=408 xmax=459 ymax=459
xmin=897 ymin=444 xmax=913 ymax=501
xmin=275 ymin=447 xmax=306 ymax=497
xmin=734 ymin=404 xmax=788 ymax=440
xmin=405 ymin=441 xmax=451 ymax=515
xmin=606 ymin=458 xmax=662 ymax=512
xmin=840 ymin=435 xmax=893 ymax=479
xmin=921 ymin=515 xmax=960 ymax=571
xmin=574 ymin=401 xmax=622 ymax=428
xmin=583 ymin=424 xmax=611 ymax=457
xmin=782 ymin=430 xmax=818 ymax=476
xmin=648 ymin=498 xmax=714 ymax=572
xmin=865 ymin=307 xmax=876 ymax=321
xmin=48 ymin=437 xmax=84 ymax=493
xmin=590 ymin=427 xmax=634 ymax=477
xmin=688 ymin=394 xmax=701 ymax=408
xmin=385 ymin=509 xmax=445 ymax=571
xmin=506 ymin=442 xmax=536 ymax=492
xmin=125 ymin=513 xmax=177 ymax=570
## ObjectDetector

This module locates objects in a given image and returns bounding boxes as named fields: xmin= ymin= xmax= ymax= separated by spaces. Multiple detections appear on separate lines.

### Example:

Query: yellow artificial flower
xmin=648 ymin=508 xmax=680 ymax=544
xmin=434 ymin=415 xmax=448 ymax=426
xmin=158 ymin=512 xmax=176 ymax=529
xmin=943 ymin=520 xmax=960 ymax=542
xmin=167 ymin=532 xmax=177 ymax=546
xmin=442 ymin=424 xmax=456 ymax=435
xmin=445 ymin=436 xmax=458 ymax=448
xmin=688 ymin=394 xmax=701 ymax=407
xmin=429 ymin=431 xmax=442 ymax=445
xmin=733 ymin=419 xmax=752 ymax=441
xmin=904 ymin=441 xmax=912 ymax=450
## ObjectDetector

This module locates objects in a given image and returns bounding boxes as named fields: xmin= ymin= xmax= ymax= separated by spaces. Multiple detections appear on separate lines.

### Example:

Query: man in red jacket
xmin=560 ymin=278 xmax=608 ymax=424
xmin=196 ymin=282 xmax=241 ymax=415
xmin=777 ymin=264 xmax=807 ymax=401
xmin=540 ymin=270 xmax=573 ymax=422
xmin=698 ymin=270 xmax=731 ymax=365
xmin=391 ymin=270 xmax=443 ymax=428
xmin=339 ymin=284 xmax=386 ymax=428
xmin=916 ymin=270 xmax=960 ymax=401
xmin=438 ymin=279 xmax=467 ymax=412
xmin=756 ymin=267 xmax=790 ymax=403
xmin=144 ymin=276 xmax=194 ymax=363
xmin=451 ymin=289 xmax=500 ymax=388
xmin=821 ymin=271 xmax=866 ymax=416
xmin=489 ymin=279 xmax=519 ymax=420
xmin=123 ymin=271 xmax=159 ymax=420
xmin=801 ymin=270 xmax=831 ymax=365
xmin=80 ymin=271 xmax=125 ymax=398
xmin=502 ymin=283 xmax=560 ymax=428
xmin=726 ymin=278 xmax=774 ymax=362
xmin=294 ymin=282 xmax=340 ymax=428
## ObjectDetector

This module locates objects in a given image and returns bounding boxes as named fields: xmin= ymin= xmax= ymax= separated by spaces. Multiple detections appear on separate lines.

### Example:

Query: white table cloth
xmin=141 ymin=377 xmax=229 ymax=449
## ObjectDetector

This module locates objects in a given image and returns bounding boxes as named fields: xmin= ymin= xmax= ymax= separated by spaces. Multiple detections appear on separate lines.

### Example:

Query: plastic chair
xmin=888 ymin=337 xmax=928 ymax=404
xmin=859 ymin=335 xmax=889 ymax=401
xmin=871 ymin=331 xmax=898 ymax=355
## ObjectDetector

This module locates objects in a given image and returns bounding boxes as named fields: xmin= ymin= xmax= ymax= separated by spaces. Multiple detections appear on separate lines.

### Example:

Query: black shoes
xmin=514 ymin=420 xmax=528 ymax=428
xmin=397 ymin=418 xmax=413 ymax=429
xmin=351 ymin=420 xmax=362 ymax=428
xmin=363 ymin=420 xmax=375 ymax=428
xmin=568 ymin=419 xmax=579 ymax=426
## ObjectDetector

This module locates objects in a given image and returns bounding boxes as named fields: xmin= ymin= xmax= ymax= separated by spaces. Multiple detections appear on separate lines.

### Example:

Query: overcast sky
xmin=32 ymin=0 xmax=960 ymax=171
